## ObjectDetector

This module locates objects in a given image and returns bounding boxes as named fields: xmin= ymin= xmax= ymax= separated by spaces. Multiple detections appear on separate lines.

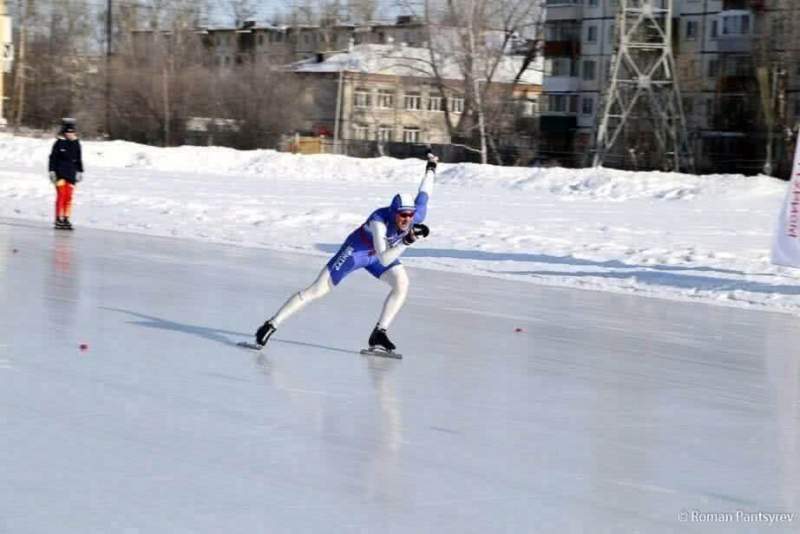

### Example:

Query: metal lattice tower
xmin=592 ymin=0 xmax=693 ymax=172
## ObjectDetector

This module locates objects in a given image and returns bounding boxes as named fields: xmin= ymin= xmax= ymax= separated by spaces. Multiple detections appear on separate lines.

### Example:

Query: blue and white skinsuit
xmin=268 ymin=170 xmax=434 ymax=331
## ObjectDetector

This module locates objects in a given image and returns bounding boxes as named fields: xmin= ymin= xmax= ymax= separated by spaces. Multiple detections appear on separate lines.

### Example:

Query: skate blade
xmin=237 ymin=341 xmax=264 ymax=351
xmin=360 ymin=348 xmax=402 ymax=359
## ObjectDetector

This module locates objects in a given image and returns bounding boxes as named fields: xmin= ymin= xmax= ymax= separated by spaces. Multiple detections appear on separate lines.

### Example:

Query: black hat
xmin=60 ymin=118 xmax=77 ymax=134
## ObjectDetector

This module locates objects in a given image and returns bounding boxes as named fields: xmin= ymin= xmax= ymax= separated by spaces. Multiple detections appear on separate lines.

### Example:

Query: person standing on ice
xmin=48 ymin=120 xmax=84 ymax=230
xmin=253 ymin=159 xmax=436 ymax=354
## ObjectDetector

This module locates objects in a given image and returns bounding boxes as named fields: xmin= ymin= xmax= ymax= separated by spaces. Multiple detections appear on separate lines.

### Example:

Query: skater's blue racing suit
xmin=325 ymin=174 xmax=432 ymax=285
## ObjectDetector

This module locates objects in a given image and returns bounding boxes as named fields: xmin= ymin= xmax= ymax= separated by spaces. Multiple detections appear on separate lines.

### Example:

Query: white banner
xmin=771 ymin=139 xmax=800 ymax=267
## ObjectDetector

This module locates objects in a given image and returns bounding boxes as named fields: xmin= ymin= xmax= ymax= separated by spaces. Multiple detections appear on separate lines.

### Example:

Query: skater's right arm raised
xmin=412 ymin=168 xmax=435 ymax=223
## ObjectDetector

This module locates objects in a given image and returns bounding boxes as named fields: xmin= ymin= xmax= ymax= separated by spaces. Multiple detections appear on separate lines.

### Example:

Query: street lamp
xmin=333 ymin=38 xmax=354 ymax=154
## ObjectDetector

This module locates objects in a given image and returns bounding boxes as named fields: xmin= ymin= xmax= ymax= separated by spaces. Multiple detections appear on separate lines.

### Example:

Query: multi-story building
xmin=679 ymin=0 xmax=800 ymax=175
xmin=131 ymin=17 xmax=429 ymax=68
xmin=540 ymin=0 xmax=616 ymax=167
xmin=542 ymin=0 xmax=800 ymax=175
xmin=291 ymin=43 xmax=542 ymax=157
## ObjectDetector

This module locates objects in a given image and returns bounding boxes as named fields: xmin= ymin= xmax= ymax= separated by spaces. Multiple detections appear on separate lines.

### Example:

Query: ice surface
xmin=1 ymin=219 xmax=799 ymax=533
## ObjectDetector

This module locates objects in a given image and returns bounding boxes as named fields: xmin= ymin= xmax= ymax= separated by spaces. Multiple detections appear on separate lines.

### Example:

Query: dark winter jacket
xmin=48 ymin=137 xmax=84 ymax=184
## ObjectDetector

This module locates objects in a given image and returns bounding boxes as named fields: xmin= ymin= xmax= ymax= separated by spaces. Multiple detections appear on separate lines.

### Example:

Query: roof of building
xmin=291 ymin=43 xmax=542 ymax=85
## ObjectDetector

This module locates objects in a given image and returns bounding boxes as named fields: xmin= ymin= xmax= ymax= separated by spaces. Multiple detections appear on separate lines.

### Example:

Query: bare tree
xmin=227 ymin=0 xmax=257 ymax=27
xmin=417 ymin=0 xmax=542 ymax=163
xmin=348 ymin=0 xmax=377 ymax=23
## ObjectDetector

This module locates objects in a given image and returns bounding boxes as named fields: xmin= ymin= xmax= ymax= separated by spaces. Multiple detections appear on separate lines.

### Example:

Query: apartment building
xmin=679 ymin=0 xmax=800 ymax=175
xmin=131 ymin=17 xmax=429 ymax=68
xmin=542 ymin=0 xmax=800 ymax=175
xmin=541 ymin=0 xmax=616 ymax=166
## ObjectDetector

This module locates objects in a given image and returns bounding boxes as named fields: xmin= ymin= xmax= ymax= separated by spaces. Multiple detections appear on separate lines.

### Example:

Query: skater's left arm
xmin=369 ymin=220 xmax=408 ymax=266
xmin=77 ymin=142 xmax=84 ymax=173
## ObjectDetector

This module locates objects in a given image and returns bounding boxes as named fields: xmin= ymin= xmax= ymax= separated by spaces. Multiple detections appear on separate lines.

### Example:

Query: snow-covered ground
xmin=1 ymin=134 xmax=797 ymax=313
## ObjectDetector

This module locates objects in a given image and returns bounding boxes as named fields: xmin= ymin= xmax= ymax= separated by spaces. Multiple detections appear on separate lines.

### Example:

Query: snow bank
xmin=1 ymin=133 xmax=797 ymax=314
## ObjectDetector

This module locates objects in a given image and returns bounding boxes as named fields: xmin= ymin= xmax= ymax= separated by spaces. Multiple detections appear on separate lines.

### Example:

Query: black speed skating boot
xmin=62 ymin=217 xmax=73 ymax=230
xmin=368 ymin=325 xmax=396 ymax=352
xmin=255 ymin=320 xmax=276 ymax=348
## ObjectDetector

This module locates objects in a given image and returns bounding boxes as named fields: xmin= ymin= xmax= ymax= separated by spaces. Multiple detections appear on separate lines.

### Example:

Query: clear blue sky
xmin=206 ymin=0 xmax=413 ymax=26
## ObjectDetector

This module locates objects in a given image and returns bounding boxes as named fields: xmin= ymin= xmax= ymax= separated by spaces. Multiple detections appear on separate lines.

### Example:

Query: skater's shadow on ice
xmin=101 ymin=307 xmax=358 ymax=355
xmin=315 ymin=244 xmax=750 ymax=276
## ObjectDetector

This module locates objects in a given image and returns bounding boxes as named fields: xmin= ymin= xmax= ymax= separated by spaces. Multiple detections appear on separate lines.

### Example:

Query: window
xmin=686 ymin=20 xmax=698 ymax=40
xmin=520 ymin=99 xmax=537 ymax=117
xmin=377 ymin=125 xmax=393 ymax=142
xmin=581 ymin=97 xmax=593 ymax=115
xmin=377 ymin=89 xmax=395 ymax=109
xmin=550 ymin=58 xmax=577 ymax=77
xmin=588 ymin=0 xmax=598 ymax=5
xmin=582 ymin=60 xmax=596 ymax=81
xmin=403 ymin=127 xmax=421 ymax=143
xmin=548 ymin=94 xmax=578 ymax=113
xmin=587 ymin=25 xmax=597 ymax=43
xmin=354 ymin=90 xmax=371 ymax=109
xmin=428 ymin=95 xmax=443 ymax=112
xmin=707 ymin=58 xmax=719 ymax=78
xmin=722 ymin=14 xmax=750 ymax=35
xmin=258 ymin=34 xmax=264 ymax=45
xmin=353 ymin=124 xmax=369 ymax=140
xmin=710 ymin=19 xmax=718 ymax=39
xmin=450 ymin=97 xmax=464 ymax=113
xmin=404 ymin=92 xmax=422 ymax=110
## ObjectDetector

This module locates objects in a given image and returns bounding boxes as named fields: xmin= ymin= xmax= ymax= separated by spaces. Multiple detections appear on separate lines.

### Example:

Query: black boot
xmin=54 ymin=218 xmax=66 ymax=229
xmin=255 ymin=320 xmax=276 ymax=347
xmin=368 ymin=324 xmax=396 ymax=352
xmin=62 ymin=217 xmax=73 ymax=230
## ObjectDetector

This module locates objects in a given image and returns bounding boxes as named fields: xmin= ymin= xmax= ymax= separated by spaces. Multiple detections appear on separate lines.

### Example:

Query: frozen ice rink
xmin=1 ymin=218 xmax=799 ymax=533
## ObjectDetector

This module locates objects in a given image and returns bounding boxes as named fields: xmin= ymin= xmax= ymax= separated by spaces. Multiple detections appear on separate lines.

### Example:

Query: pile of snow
xmin=1 ymin=133 xmax=797 ymax=314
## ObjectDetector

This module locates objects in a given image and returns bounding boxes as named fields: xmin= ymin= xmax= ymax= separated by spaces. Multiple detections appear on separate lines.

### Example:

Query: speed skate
xmin=360 ymin=347 xmax=403 ymax=359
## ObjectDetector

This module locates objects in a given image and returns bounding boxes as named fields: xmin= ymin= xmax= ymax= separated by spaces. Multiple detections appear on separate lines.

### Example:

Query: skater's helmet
xmin=390 ymin=193 xmax=415 ymax=215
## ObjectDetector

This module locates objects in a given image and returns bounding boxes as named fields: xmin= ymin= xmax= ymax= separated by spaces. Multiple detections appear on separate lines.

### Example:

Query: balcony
xmin=717 ymin=75 xmax=756 ymax=93
xmin=545 ymin=0 xmax=582 ymax=21
xmin=544 ymin=40 xmax=580 ymax=57
xmin=717 ymin=34 xmax=754 ymax=53
xmin=543 ymin=76 xmax=581 ymax=92
xmin=716 ymin=10 xmax=755 ymax=52
xmin=540 ymin=115 xmax=577 ymax=133
xmin=723 ymin=0 xmax=763 ymax=10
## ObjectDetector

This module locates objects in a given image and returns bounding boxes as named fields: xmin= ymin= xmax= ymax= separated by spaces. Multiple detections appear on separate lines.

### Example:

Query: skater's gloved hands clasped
xmin=48 ymin=171 xmax=57 ymax=184
xmin=402 ymin=223 xmax=430 ymax=245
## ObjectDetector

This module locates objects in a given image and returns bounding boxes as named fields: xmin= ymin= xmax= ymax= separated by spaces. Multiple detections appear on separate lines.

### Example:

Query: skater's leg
xmin=271 ymin=267 xmax=334 ymax=327
xmin=55 ymin=180 xmax=67 ymax=220
xmin=63 ymin=183 xmax=74 ymax=220
xmin=376 ymin=265 xmax=409 ymax=330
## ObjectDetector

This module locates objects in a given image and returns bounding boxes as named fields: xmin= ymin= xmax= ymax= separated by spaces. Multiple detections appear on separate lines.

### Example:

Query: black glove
xmin=402 ymin=223 xmax=430 ymax=245
xmin=425 ymin=152 xmax=438 ymax=172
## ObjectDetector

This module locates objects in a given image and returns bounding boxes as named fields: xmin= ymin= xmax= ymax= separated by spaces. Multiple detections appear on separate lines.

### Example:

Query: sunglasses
xmin=397 ymin=211 xmax=415 ymax=219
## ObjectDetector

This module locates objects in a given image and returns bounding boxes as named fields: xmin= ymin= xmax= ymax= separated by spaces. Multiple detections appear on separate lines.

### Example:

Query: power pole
xmin=0 ymin=0 xmax=11 ymax=127
xmin=105 ymin=0 xmax=112 ymax=136
xmin=592 ymin=0 xmax=693 ymax=172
